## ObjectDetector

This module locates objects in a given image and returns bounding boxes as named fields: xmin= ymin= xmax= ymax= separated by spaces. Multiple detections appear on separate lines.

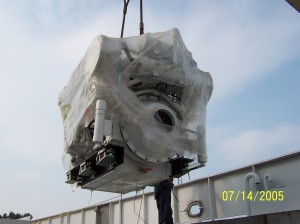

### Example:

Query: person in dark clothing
xmin=154 ymin=176 xmax=174 ymax=224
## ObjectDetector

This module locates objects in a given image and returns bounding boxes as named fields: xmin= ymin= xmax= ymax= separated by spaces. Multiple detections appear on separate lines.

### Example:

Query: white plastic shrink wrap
xmin=58 ymin=28 xmax=213 ymax=171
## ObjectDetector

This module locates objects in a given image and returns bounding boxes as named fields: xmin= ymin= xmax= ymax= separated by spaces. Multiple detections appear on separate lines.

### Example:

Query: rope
xmin=133 ymin=190 xmax=147 ymax=224
xmin=136 ymin=190 xmax=144 ymax=224
xmin=172 ymin=189 xmax=179 ymax=203
xmin=121 ymin=0 xmax=130 ymax=38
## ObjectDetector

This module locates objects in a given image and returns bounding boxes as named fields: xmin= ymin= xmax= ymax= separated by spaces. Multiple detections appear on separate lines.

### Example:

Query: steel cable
xmin=121 ymin=0 xmax=130 ymax=38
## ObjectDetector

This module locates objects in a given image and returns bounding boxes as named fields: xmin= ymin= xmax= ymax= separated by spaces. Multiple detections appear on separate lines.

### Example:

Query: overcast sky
xmin=0 ymin=0 xmax=299 ymax=220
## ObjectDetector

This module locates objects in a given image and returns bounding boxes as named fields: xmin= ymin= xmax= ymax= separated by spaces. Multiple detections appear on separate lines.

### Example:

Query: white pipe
xmin=172 ymin=188 xmax=179 ymax=224
xmin=244 ymin=172 xmax=261 ymax=216
xmin=244 ymin=172 xmax=261 ymax=185
xmin=264 ymin=174 xmax=272 ymax=190
xmin=81 ymin=209 xmax=86 ymax=224
xmin=143 ymin=195 xmax=148 ymax=224
xmin=108 ymin=203 xmax=113 ymax=224
xmin=119 ymin=194 xmax=122 ymax=224
xmin=93 ymin=99 xmax=107 ymax=144
xmin=208 ymin=177 xmax=216 ymax=221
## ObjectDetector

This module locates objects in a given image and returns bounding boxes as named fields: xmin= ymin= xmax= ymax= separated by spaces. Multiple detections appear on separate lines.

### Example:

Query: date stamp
xmin=221 ymin=190 xmax=284 ymax=202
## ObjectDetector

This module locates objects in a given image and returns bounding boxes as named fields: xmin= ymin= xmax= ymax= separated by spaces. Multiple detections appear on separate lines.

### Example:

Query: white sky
xmin=0 ymin=0 xmax=299 ymax=219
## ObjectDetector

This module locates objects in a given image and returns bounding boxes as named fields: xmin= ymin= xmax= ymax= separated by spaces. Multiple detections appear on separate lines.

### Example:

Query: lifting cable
xmin=139 ymin=0 xmax=144 ymax=35
xmin=120 ymin=0 xmax=130 ymax=38
xmin=120 ymin=0 xmax=144 ymax=38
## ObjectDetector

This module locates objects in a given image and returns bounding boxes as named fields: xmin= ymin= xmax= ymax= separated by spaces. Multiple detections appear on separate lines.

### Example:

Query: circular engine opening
xmin=187 ymin=201 xmax=204 ymax=218
xmin=154 ymin=109 xmax=175 ymax=132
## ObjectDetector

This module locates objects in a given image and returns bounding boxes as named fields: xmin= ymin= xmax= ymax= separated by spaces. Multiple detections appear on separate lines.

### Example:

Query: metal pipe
xmin=109 ymin=202 xmax=113 ymax=224
xmin=119 ymin=194 xmax=123 ymax=224
xmin=94 ymin=206 xmax=100 ymax=224
xmin=60 ymin=215 xmax=64 ymax=224
xmin=81 ymin=209 xmax=86 ymax=224
xmin=93 ymin=99 xmax=107 ymax=144
xmin=172 ymin=188 xmax=179 ymax=224
xmin=66 ymin=213 xmax=70 ymax=224
xmin=244 ymin=172 xmax=261 ymax=216
xmin=264 ymin=174 xmax=272 ymax=190
xmin=143 ymin=194 xmax=148 ymax=223
xmin=208 ymin=177 xmax=216 ymax=221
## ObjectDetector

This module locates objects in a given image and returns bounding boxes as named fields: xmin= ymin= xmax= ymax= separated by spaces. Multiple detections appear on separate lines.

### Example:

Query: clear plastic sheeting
xmin=58 ymin=28 xmax=213 ymax=170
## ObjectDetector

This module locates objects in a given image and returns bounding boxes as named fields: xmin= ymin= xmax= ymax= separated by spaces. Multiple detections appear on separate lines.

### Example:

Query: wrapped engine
xmin=58 ymin=28 xmax=213 ymax=193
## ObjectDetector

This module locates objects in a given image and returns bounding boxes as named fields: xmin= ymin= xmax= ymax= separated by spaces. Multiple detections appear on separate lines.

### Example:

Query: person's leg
xmin=158 ymin=197 xmax=164 ymax=224
xmin=163 ymin=206 xmax=174 ymax=224
xmin=162 ymin=191 xmax=173 ymax=223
